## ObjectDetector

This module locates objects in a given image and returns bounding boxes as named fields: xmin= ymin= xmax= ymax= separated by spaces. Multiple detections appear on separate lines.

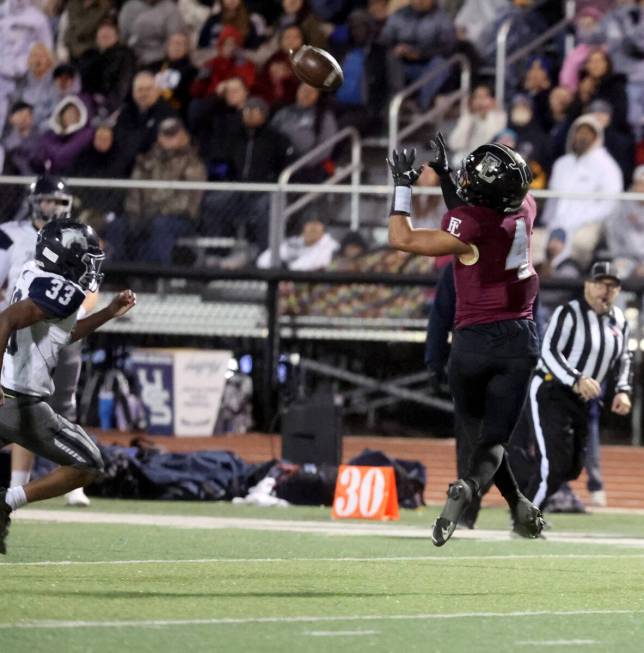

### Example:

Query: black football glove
xmin=426 ymin=132 xmax=450 ymax=176
xmin=386 ymin=148 xmax=423 ymax=187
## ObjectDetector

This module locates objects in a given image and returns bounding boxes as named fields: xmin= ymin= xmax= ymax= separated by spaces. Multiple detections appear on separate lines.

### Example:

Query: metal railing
xmin=388 ymin=53 xmax=471 ymax=157
xmin=493 ymin=0 xmax=576 ymax=107
xmin=268 ymin=126 xmax=361 ymax=267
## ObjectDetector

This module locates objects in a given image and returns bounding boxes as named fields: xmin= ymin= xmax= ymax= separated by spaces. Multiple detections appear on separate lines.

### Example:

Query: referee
xmin=510 ymin=261 xmax=633 ymax=509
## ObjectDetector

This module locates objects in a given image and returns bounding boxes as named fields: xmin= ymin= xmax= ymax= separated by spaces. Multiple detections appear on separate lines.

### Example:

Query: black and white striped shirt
xmin=538 ymin=299 xmax=633 ymax=394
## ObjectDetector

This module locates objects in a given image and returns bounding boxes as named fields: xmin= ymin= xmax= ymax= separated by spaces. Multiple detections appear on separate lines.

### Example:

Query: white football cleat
xmin=65 ymin=487 xmax=91 ymax=507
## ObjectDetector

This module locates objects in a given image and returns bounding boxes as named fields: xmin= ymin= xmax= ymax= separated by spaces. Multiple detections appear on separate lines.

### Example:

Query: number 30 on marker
xmin=332 ymin=465 xmax=399 ymax=521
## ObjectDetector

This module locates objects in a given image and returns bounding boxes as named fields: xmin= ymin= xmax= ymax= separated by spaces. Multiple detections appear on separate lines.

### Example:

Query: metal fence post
xmin=350 ymin=131 xmax=361 ymax=231
xmin=495 ymin=18 xmax=513 ymax=108
xmin=268 ymin=187 xmax=284 ymax=268
xmin=262 ymin=273 xmax=280 ymax=432
xmin=632 ymin=291 xmax=643 ymax=446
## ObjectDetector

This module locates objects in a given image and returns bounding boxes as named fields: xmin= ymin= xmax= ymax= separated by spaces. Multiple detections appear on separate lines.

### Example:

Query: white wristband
xmin=392 ymin=186 xmax=412 ymax=215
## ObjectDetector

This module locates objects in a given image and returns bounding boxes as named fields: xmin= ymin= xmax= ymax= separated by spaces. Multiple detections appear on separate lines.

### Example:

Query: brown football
xmin=289 ymin=45 xmax=344 ymax=92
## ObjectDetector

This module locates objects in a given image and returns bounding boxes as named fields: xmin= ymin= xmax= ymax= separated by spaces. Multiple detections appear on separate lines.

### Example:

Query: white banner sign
xmin=173 ymin=349 xmax=231 ymax=436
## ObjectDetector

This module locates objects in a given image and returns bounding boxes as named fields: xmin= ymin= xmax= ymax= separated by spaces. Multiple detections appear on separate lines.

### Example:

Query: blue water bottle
xmin=98 ymin=390 xmax=115 ymax=429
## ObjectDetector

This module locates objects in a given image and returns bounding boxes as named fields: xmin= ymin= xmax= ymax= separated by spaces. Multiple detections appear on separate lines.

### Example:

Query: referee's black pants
xmin=448 ymin=319 xmax=539 ymax=501
xmin=509 ymin=375 xmax=588 ymax=510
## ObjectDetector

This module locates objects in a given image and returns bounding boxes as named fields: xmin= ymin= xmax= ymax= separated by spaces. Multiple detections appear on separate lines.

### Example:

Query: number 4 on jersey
xmin=505 ymin=217 xmax=531 ymax=280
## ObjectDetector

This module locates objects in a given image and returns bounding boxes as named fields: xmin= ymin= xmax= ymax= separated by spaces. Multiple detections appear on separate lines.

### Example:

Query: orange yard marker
xmin=332 ymin=465 xmax=399 ymax=521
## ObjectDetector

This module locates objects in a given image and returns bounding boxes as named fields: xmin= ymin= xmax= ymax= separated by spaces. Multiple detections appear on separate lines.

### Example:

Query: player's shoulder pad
xmin=28 ymin=274 xmax=85 ymax=319
xmin=0 ymin=228 xmax=14 ymax=251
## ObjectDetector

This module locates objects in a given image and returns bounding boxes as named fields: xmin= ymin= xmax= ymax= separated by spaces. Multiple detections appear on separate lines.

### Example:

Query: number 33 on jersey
xmin=2 ymin=261 xmax=86 ymax=397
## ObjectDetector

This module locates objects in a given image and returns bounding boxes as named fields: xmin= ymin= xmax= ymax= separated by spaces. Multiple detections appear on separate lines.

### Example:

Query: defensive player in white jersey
xmin=0 ymin=220 xmax=136 ymax=554
xmin=0 ymin=174 xmax=97 ymax=506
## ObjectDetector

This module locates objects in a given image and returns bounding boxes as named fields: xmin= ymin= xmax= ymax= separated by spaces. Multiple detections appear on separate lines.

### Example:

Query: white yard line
xmin=11 ymin=509 xmax=644 ymax=549
xmin=305 ymin=630 xmax=379 ymax=637
xmin=0 ymin=609 xmax=640 ymax=630
xmin=515 ymin=640 xmax=599 ymax=647
xmin=4 ymin=552 xmax=644 ymax=568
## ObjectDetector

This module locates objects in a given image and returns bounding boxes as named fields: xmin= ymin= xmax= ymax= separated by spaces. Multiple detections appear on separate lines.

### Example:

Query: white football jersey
xmin=0 ymin=220 xmax=38 ymax=311
xmin=2 ymin=260 xmax=85 ymax=397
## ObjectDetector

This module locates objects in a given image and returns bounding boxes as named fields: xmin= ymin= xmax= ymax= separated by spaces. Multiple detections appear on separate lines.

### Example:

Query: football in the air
xmin=289 ymin=45 xmax=344 ymax=92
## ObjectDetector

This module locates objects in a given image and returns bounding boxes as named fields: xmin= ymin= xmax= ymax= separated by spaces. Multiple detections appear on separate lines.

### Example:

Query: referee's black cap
xmin=590 ymin=261 xmax=621 ymax=285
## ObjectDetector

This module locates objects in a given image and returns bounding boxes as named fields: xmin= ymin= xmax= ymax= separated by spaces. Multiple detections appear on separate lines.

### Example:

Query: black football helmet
xmin=454 ymin=143 xmax=532 ymax=214
xmin=29 ymin=174 xmax=73 ymax=224
xmin=35 ymin=220 xmax=105 ymax=292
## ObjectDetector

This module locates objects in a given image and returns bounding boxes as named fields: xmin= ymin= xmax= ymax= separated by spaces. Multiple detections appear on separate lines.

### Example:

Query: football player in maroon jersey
xmin=387 ymin=135 xmax=545 ymax=546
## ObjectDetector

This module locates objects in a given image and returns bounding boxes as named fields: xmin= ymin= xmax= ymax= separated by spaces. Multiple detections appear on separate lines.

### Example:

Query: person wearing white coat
xmin=541 ymin=114 xmax=623 ymax=269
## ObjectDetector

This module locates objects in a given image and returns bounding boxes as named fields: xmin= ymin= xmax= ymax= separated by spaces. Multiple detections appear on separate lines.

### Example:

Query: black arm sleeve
xmin=439 ymin=172 xmax=464 ymax=210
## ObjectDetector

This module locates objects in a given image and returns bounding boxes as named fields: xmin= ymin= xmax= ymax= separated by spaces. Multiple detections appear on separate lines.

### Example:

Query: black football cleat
xmin=432 ymin=479 xmax=473 ymax=547
xmin=0 ymin=488 xmax=12 ymax=555
xmin=511 ymin=496 xmax=545 ymax=539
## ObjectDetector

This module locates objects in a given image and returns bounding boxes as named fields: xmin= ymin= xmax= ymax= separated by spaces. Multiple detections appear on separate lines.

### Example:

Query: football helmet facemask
xmin=29 ymin=174 xmax=73 ymax=224
xmin=35 ymin=220 xmax=105 ymax=292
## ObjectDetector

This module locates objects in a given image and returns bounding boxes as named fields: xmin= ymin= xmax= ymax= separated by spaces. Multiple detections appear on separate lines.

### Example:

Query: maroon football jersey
xmin=440 ymin=194 xmax=539 ymax=328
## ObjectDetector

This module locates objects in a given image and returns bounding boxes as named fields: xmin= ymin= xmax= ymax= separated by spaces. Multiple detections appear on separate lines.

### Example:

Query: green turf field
xmin=2 ymin=499 xmax=644 ymax=653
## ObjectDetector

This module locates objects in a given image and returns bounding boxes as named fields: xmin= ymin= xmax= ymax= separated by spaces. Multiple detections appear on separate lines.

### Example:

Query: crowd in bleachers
xmin=1 ymin=0 xmax=643 ymax=284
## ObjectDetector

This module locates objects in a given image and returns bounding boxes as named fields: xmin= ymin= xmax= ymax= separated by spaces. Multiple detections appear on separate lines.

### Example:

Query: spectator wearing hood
xmin=191 ymin=26 xmax=256 ymax=98
xmin=542 ymin=115 xmax=623 ymax=269
xmin=149 ymin=32 xmax=198 ymax=120
xmin=125 ymin=117 xmax=207 ymax=264
xmin=12 ymin=42 xmax=57 ymax=131
xmin=78 ymin=20 xmax=137 ymax=113
xmin=2 ymin=101 xmax=40 ymax=175
xmin=606 ymin=164 xmax=644 ymax=278
xmin=113 ymin=70 xmax=178 ymax=173
xmin=0 ymin=0 xmax=53 ymax=132
xmin=33 ymin=95 xmax=94 ymax=173
xmin=119 ymin=0 xmax=186 ymax=66
xmin=587 ymin=98 xmax=635 ymax=184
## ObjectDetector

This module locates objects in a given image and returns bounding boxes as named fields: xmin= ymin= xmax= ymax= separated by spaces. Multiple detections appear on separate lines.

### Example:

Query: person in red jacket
xmin=190 ymin=26 xmax=255 ymax=99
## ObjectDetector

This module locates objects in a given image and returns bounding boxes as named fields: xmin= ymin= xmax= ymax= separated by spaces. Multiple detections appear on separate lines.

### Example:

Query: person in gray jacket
xmin=380 ymin=0 xmax=456 ymax=110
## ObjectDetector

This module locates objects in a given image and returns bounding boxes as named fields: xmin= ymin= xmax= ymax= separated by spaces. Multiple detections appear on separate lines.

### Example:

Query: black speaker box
xmin=281 ymin=395 xmax=342 ymax=465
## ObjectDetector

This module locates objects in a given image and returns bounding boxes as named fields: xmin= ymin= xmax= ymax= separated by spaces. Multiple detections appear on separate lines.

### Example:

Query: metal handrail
xmin=494 ymin=0 xmax=576 ymax=107
xmin=388 ymin=53 xmax=471 ymax=157
xmin=268 ymin=126 xmax=361 ymax=267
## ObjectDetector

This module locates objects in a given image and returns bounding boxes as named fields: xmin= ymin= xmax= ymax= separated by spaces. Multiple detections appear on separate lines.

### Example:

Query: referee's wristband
xmin=390 ymin=185 xmax=412 ymax=216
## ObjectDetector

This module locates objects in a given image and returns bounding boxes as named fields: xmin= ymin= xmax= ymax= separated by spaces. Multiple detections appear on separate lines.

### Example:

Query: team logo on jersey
xmin=446 ymin=217 xmax=462 ymax=236
xmin=475 ymin=152 xmax=502 ymax=183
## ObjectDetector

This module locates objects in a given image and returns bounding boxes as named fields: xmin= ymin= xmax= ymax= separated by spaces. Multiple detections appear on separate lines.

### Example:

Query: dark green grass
xmin=1 ymin=500 xmax=644 ymax=653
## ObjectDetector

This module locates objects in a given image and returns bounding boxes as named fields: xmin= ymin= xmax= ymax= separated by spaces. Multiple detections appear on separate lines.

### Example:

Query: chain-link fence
xmin=1 ymin=176 xmax=643 ymax=437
